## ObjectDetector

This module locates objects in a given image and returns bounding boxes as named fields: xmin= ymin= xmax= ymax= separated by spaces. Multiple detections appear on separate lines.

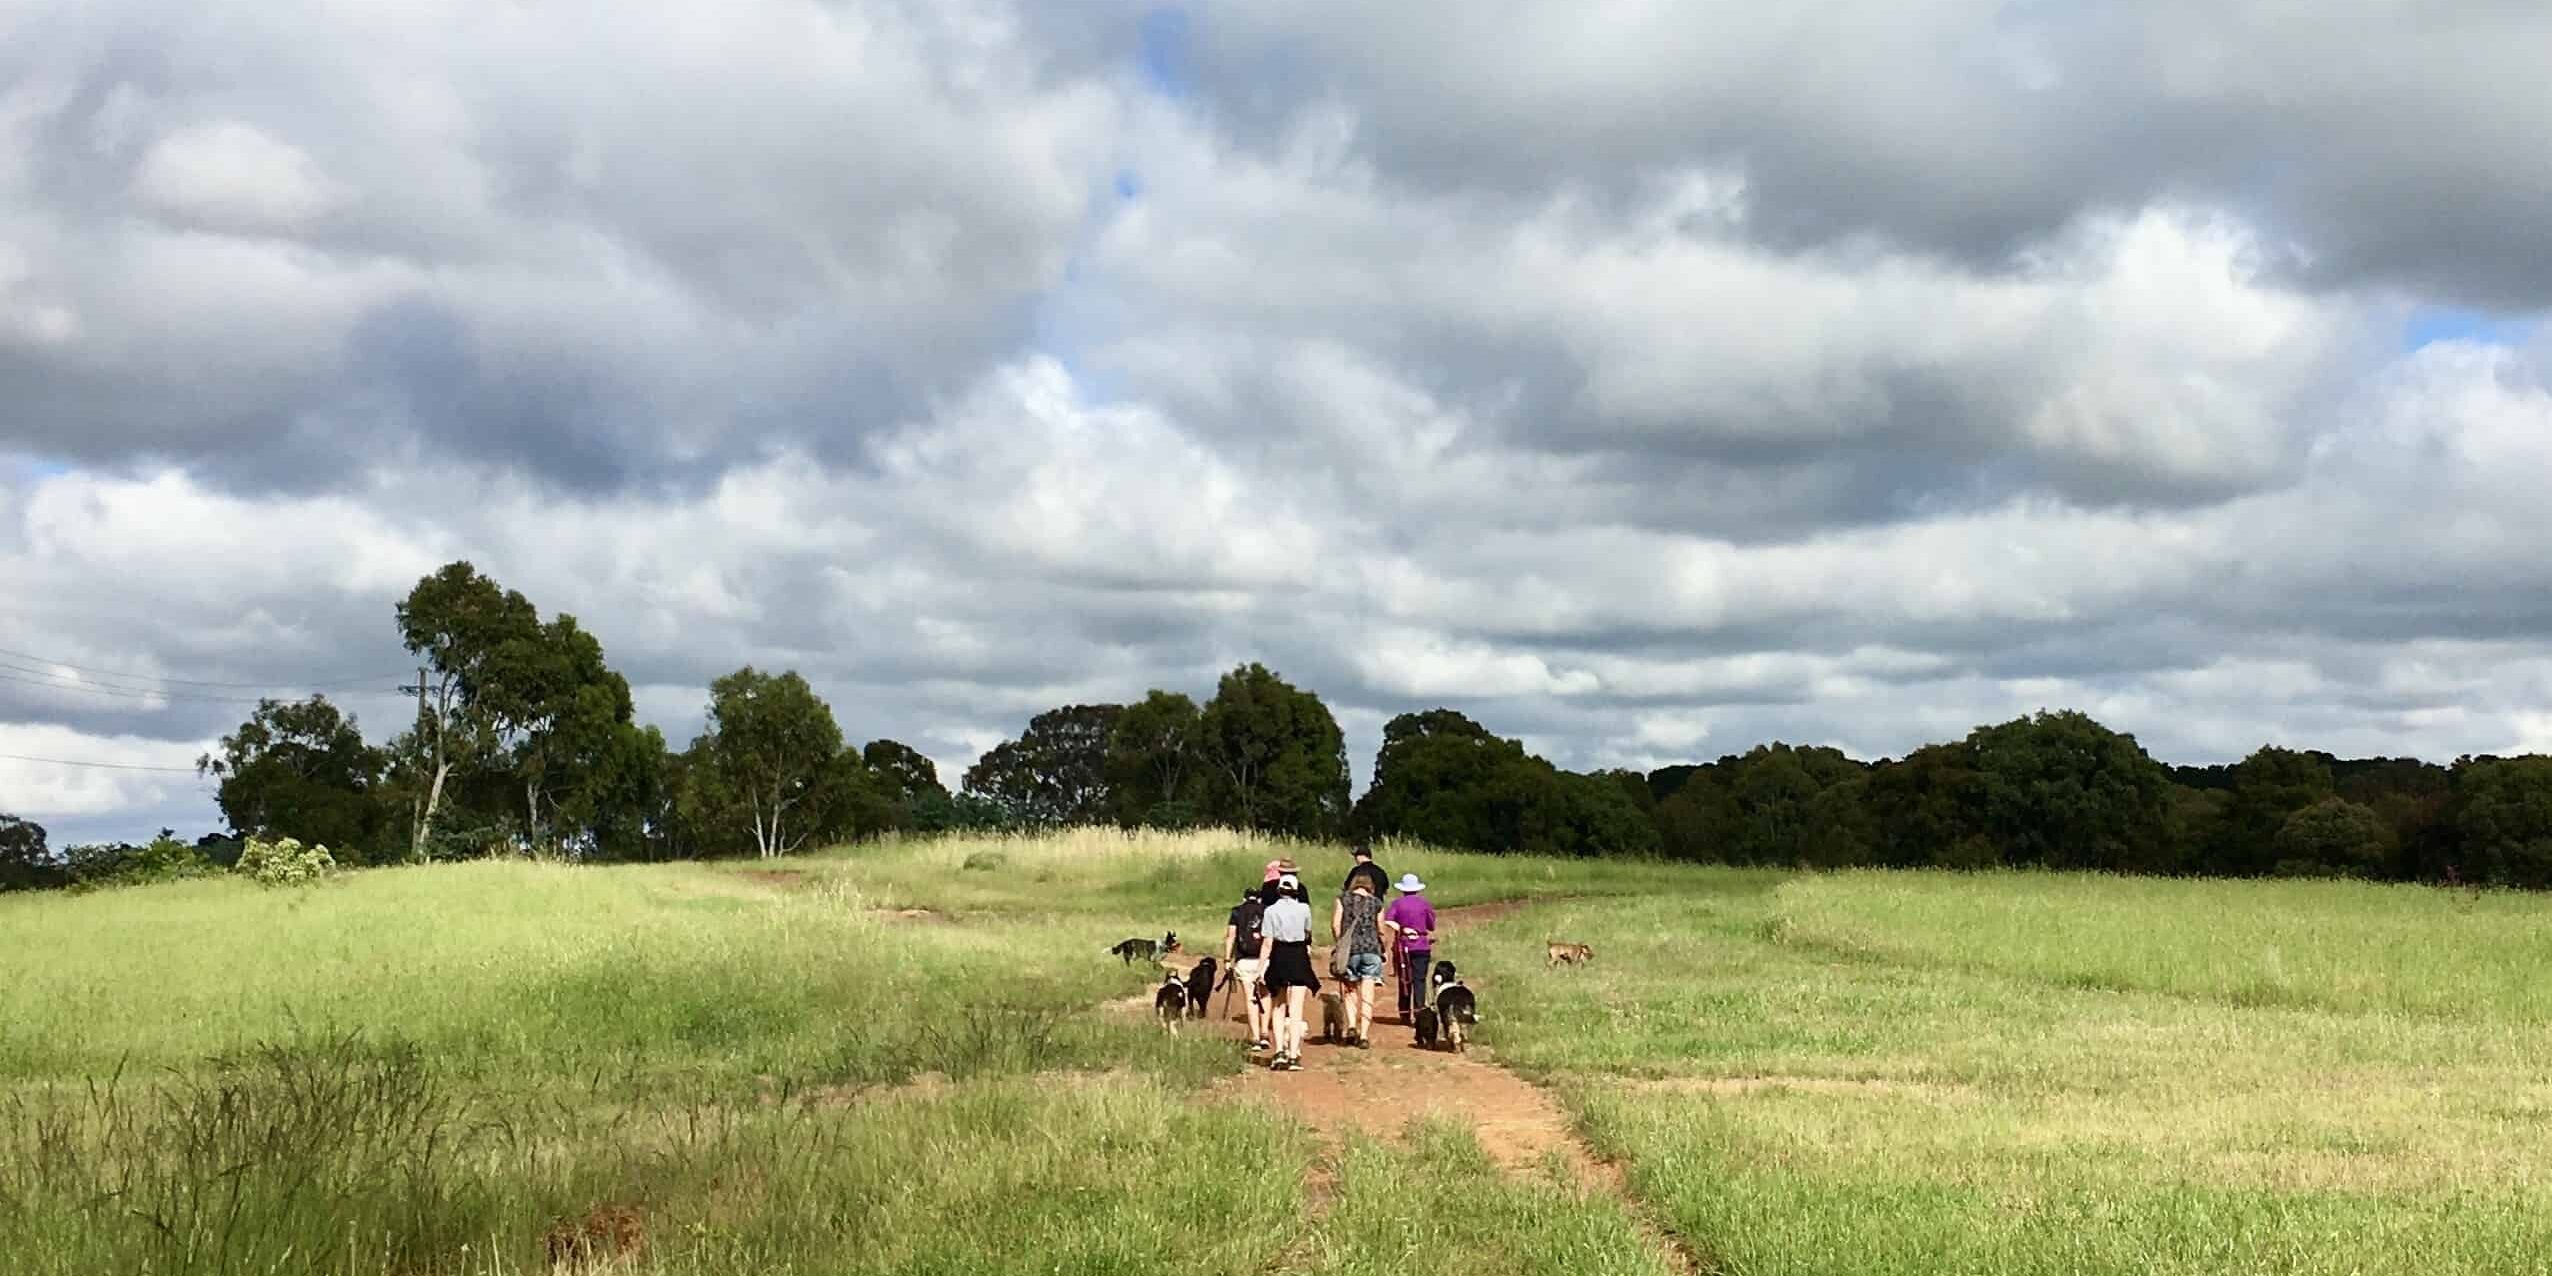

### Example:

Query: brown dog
xmin=1316 ymin=989 xmax=1346 ymax=1042
xmin=1546 ymin=941 xmax=1594 ymax=967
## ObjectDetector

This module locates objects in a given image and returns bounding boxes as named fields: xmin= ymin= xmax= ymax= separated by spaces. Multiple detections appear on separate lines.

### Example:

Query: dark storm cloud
xmin=1166 ymin=0 xmax=2552 ymax=308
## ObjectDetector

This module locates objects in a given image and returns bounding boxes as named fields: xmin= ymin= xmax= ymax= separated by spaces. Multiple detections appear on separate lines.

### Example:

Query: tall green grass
xmin=813 ymin=827 xmax=1708 ymax=920
xmin=0 ymin=848 xmax=1270 ymax=1272
xmin=2 ymin=1058 xmax=1308 ymax=1275
xmin=1454 ymin=875 xmax=2552 ymax=1276
xmin=0 ymin=858 xmax=1228 ymax=1087
xmin=14 ymin=833 xmax=2548 ymax=1275
xmin=1768 ymin=869 xmax=2552 ymax=1017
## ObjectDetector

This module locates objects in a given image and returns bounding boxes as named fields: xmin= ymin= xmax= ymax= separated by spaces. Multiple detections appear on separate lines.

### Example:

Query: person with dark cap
xmin=1341 ymin=840 xmax=1388 ymax=899
xmin=1222 ymin=883 xmax=1271 ymax=1051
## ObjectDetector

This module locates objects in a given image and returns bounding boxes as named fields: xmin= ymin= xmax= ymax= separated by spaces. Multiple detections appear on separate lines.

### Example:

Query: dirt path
xmin=1119 ymin=900 xmax=1701 ymax=1274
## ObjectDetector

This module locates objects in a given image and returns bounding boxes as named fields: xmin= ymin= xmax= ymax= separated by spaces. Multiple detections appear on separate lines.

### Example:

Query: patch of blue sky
xmin=1137 ymin=6 xmax=1191 ymax=100
xmin=2403 ymin=305 xmax=2536 ymax=352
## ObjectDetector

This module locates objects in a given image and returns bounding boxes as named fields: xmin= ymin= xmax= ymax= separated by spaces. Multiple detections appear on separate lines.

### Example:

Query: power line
xmin=0 ymin=668 xmax=372 ymax=707
xmin=0 ymin=644 xmax=403 ymax=691
xmin=0 ymin=751 xmax=203 ymax=774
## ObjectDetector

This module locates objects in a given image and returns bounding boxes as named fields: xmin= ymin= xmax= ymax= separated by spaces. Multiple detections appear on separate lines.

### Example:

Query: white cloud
xmin=133 ymin=120 xmax=345 ymax=233
xmin=0 ymin=723 xmax=213 ymax=824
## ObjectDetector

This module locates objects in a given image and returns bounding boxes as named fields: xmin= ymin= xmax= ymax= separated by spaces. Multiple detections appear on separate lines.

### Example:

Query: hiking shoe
xmin=1253 ymin=1037 xmax=1272 ymax=1053
xmin=1356 ymin=1035 xmax=1371 ymax=1050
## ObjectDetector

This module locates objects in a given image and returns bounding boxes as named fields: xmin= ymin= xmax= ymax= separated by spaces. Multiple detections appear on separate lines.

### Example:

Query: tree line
xmin=6 ymin=560 xmax=2552 ymax=890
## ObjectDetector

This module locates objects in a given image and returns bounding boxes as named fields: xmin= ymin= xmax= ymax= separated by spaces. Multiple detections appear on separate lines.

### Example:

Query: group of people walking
xmin=1221 ymin=843 xmax=1438 ymax=1072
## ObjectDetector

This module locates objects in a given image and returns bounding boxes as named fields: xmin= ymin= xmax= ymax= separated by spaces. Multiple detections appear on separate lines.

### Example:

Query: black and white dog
xmin=1415 ymin=961 xmax=1477 ymax=1052
xmin=1110 ymin=931 xmax=1178 ymax=964
xmin=1183 ymin=957 xmax=1219 ymax=1019
xmin=1153 ymin=970 xmax=1190 ymax=1032
xmin=1414 ymin=960 xmax=1454 ymax=1048
xmin=1434 ymin=979 xmax=1477 ymax=1052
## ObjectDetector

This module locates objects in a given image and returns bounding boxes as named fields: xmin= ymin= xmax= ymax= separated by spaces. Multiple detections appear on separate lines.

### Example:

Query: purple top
xmin=1383 ymin=894 xmax=1437 ymax=952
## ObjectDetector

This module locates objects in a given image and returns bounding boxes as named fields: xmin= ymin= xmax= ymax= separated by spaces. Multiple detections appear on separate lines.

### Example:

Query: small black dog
xmin=1183 ymin=957 xmax=1219 ymax=1019
xmin=1434 ymin=980 xmax=1478 ymax=1052
xmin=1153 ymin=972 xmax=1189 ymax=1032
xmin=1109 ymin=931 xmax=1178 ymax=964
xmin=1413 ymin=1005 xmax=1440 ymax=1049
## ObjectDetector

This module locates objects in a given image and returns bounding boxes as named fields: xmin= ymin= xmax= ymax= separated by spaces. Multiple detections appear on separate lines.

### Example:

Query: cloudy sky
xmin=5 ymin=0 xmax=2551 ymax=845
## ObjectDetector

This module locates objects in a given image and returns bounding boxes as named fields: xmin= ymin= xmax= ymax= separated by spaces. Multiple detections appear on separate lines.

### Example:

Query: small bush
xmin=236 ymin=836 xmax=337 ymax=886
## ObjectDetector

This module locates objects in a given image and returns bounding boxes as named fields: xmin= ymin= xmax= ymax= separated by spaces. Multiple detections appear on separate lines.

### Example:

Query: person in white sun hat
xmin=1382 ymin=871 xmax=1436 ymax=1024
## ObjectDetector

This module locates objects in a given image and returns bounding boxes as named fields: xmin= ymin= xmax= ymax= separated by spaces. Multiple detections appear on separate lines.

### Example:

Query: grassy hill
xmin=4 ymin=830 xmax=2546 ymax=1274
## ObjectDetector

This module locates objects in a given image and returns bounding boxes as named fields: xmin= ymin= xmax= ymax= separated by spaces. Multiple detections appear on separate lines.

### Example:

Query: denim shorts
xmin=1346 ymin=952 xmax=1386 ymax=981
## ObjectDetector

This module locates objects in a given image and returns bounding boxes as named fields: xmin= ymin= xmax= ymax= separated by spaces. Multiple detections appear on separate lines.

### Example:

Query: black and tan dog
xmin=1545 ymin=940 xmax=1594 ymax=968
xmin=1183 ymin=957 xmax=1219 ymax=1019
xmin=1153 ymin=971 xmax=1190 ymax=1033
xmin=1109 ymin=931 xmax=1178 ymax=965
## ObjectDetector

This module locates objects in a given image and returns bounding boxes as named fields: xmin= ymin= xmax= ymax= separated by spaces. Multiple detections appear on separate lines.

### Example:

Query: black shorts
xmin=1266 ymin=941 xmax=1319 ymax=991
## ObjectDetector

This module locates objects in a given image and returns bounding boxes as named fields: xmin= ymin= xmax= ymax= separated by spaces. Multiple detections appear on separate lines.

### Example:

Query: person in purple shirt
xmin=1381 ymin=873 xmax=1437 ymax=1023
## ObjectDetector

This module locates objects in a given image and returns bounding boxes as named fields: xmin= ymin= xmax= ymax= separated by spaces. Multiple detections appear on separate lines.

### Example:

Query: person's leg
xmin=1403 ymin=952 xmax=1430 ymax=1020
xmin=1344 ymin=953 xmax=1380 ymax=1039
xmin=1283 ymin=985 xmax=1310 ymax=1059
xmin=1238 ymin=961 xmax=1268 ymax=1045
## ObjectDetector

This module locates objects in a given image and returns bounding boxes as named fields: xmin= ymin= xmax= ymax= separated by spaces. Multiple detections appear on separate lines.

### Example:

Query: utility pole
xmin=398 ymin=666 xmax=428 ymax=728
xmin=396 ymin=666 xmax=438 ymax=860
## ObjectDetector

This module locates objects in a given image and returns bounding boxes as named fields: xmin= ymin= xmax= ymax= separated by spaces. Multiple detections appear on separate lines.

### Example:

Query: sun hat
xmin=1263 ymin=858 xmax=1289 ymax=883
xmin=1395 ymin=873 xmax=1425 ymax=892
xmin=1276 ymin=872 xmax=1302 ymax=894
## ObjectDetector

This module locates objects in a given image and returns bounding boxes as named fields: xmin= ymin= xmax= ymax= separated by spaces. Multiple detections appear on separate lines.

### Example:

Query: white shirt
xmin=1261 ymin=897 xmax=1312 ymax=943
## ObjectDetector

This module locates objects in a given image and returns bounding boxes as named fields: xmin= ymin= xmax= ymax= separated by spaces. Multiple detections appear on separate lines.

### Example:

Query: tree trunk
xmin=411 ymin=760 xmax=450 ymax=861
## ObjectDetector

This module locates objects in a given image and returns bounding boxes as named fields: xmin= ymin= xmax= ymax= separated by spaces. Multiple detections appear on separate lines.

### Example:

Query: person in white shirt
xmin=1255 ymin=874 xmax=1319 ymax=1071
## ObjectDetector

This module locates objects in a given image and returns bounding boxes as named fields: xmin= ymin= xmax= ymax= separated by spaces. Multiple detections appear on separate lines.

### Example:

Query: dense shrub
xmin=57 ymin=832 xmax=213 ymax=890
xmin=2455 ymin=756 xmax=2552 ymax=889
xmin=236 ymin=836 xmax=337 ymax=886
xmin=1 ymin=813 xmax=63 ymax=891
xmin=2273 ymin=797 xmax=2392 ymax=878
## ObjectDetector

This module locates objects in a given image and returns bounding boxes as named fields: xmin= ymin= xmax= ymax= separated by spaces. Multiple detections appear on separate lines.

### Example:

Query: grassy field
xmin=1462 ymin=874 xmax=2552 ymax=1275
xmin=4 ymin=834 xmax=2548 ymax=1274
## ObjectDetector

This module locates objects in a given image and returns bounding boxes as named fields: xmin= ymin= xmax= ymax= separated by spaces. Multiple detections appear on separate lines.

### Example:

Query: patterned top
xmin=1338 ymin=890 xmax=1385 ymax=958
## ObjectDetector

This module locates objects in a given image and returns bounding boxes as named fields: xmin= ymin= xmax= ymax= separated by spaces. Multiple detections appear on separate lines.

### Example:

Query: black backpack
xmin=1229 ymin=898 xmax=1266 ymax=957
